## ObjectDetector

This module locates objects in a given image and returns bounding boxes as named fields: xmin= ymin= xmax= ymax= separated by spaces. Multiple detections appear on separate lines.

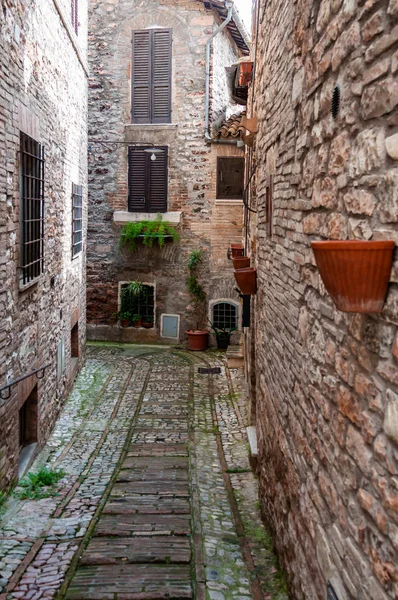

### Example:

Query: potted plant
xmin=119 ymin=214 xmax=180 ymax=251
xmin=209 ymin=322 xmax=236 ymax=351
xmin=113 ymin=310 xmax=132 ymax=328
xmin=232 ymin=256 xmax=250 ymax=269
xmin=186 ymin=250 xmax=209 ymax=351
xmin=142 ymin=316 xmax=154 ymax=329
xmin=311 ymin=240 xmax=395 ymax=313
xmin=132 ymin=314 xmax=143 ymax=327
xmin=234 ymin=267 xmax=257 ymax=295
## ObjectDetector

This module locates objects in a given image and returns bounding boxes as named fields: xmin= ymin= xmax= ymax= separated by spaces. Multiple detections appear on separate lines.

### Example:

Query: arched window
xmin=212 ymin=302 xmax=238 ymax=330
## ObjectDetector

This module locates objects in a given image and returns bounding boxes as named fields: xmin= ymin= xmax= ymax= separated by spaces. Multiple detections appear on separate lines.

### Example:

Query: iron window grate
xmin=72 ymin=183 xmax=83 ymax=257
xmin=213 ymin=302 xmax=237 ymax=330
xmin=121 ymin=284 xmax=155 ymax=321
xmin=20 ymin=132 xmax=45 ymax=286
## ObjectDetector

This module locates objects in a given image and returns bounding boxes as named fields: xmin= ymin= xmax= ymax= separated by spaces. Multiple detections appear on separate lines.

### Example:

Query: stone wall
xmin=0 ymin=0 xmax=88 ymax=490
xmin=247 ymin=0 xmax=398 ymax=598
xmin=86 ymin=0 xmax=246 ymax=344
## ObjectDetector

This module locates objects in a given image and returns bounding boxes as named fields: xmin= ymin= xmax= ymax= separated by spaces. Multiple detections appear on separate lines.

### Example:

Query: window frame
xmin=211 ymin=301 xmax=239 ymax=331
xmin=216 ymin=157 xmax=245 ymax=200
xmin=19 ymin=132 xmax=45 ymax=288
xmin=72 ymin=183 xmax=83 ymax=258
xmin=120 ymin=283 xmax=155 ymax=323
xmin=128 ymin=145 xmax=168 ymax=213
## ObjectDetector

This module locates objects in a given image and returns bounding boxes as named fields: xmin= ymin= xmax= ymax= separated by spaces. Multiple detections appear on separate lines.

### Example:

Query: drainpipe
xmin=205 ymin=1 xmax=234 ymax=144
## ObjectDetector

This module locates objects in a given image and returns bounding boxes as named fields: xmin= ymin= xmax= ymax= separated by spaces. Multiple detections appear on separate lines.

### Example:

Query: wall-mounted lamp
xmin=144 ymin=148 xmax=164 ymax=162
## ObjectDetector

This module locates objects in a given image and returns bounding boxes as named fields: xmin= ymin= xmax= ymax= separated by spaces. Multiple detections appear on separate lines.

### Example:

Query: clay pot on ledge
xmin=311 ymin=240 xmax=395 ymax=313
xmin=234 ymin=267 xmax=257 ymax=295
xmin=232 ymin=256 xmax=250 ymax=269
xmin=120 ymin=319 xmax=130 ymax=328
xmin=230 ymin=244 xmax=244 ymax=258
xmin=186 ymin=330 xmax=209 ymax=351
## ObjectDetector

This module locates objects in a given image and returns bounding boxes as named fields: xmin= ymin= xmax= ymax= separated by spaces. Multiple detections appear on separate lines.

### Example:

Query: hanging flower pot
xmin=230 ymin=244 xmax=244 ymax=258
xmin=232 ymin=256 xmax=250 ymax=269
xmin=234 ymin=267 xmax=257 ymax=295
xmin=186 ymin=330 xmax=209 ymax=351
xmin=311 ymin=240 xmax=395 ymax=313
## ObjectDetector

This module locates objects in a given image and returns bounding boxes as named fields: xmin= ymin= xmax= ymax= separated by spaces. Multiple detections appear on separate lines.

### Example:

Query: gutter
xmin=205 ymin=1 xmax=234 ymax=144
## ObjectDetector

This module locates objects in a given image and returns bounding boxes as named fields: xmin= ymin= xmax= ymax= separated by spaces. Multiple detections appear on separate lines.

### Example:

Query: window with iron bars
xmin=20 ymin=133 xmax=45 ymax=287
xmin=72 ymin=183 xmax=83 ymax=257
xmin=212 ymin=302 xmax=238 ymax=330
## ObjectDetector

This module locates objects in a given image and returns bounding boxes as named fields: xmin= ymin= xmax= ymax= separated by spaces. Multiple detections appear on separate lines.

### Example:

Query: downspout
xmin=205 ymin=1 xmax=234 ymax=144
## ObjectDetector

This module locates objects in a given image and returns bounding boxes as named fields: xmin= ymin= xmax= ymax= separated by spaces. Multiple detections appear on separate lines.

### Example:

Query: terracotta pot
xmin=311 ymin=240 xmax=395 ymax=313
xmin=234 ymin=267 xmax=257 ymax=295
xmin=134 ymin=318 xmax=143 ymax=328
xmin=142 ymin=322 xmax=153 ymax=329
xmin=230 ymin=244 xmax=244 ymax=258
xmin=120 ymin=319 xmax=130 ymax=328
xmin=232 ymin=256 xmax=250 ymax=269
xmin=186 ymin=330 xmax=209 ymax=351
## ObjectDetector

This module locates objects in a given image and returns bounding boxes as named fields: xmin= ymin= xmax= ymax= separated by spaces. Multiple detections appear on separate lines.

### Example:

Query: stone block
xmin=344 ymin=189 xmax=376 ymax=216
xmin=386 ymin=134 xmax=398 ymax=160
xmin=384 ymin=388 xmax=398 ymax=444
xmin=361 ymin=79 xmax=398 ymax=119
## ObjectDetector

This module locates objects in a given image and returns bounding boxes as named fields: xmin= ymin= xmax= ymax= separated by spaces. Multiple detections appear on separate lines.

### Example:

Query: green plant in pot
xmin=186 ymin=250 xmax=209 ymax=351
xmin=132 ymin=314 xmax=143 ymax=327
xmin=209 ymin=321 xmax=237 ymax=351
xmin=113 ymin=310 xmax=132 ymax=328
xmin=119 ymin=214 xmax=180 ymax=251
xmin=143 ymin=315 xmax=154 ymax=329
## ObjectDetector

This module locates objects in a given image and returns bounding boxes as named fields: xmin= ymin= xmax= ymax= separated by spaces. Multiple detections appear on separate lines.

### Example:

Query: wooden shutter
xmin=128 ymin=148 xmax=147 ymax=211
xmin=128 ymin=146 xmax=168 ymax=213
xmin=132 ymin=29 xmax=172 ymax=124
xmin=148 ymin=147 xmax=168 ymax=212
xmin=152 ymin=30 xmax=172 ymax=124
xmin=132 ymin=31 xmax=151 ymax=124
xmin=216 ymin=157 xmax=245 ymax=199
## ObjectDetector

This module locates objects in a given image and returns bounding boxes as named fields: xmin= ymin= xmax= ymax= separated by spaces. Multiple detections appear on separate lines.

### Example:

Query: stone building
xmin=86 ymin=0 xmax=249 ymax=344
xmin=0 ymin=0 xmax=88 ymax=490
xmin=244 ymin=0 xmax=398 ymax=598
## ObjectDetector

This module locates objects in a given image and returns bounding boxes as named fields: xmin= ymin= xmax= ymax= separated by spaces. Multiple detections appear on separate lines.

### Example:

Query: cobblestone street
xmin=0 ymin=344 xmax=288 ymax=600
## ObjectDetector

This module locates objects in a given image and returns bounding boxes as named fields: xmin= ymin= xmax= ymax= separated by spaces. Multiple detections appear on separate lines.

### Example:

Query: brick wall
xmin=86 ymin=0 xmax=245 ymax=343
xmin=246 ymin=0 xmax=398 ymax=598
xmin=0 ymin=0 xmax=88 ymax=490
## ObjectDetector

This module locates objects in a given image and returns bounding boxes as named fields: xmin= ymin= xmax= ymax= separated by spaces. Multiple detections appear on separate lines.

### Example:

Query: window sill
xmin=19 ymin=275 xmax=44 ymax=293
xmin=215 ymin=199 xmax=244 ymax=205
xmin=113 ymin=211 xmax=182 ymax=226
xmin=125 ymin=124 xmax=178 ymax=130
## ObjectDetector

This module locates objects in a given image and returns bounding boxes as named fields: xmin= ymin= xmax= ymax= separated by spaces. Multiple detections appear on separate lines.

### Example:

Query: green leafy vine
xmin=119 ymin=214 xmax=180 ymax=251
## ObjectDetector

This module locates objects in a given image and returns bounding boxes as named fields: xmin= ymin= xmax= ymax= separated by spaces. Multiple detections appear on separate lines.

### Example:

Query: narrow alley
xmin=0 ymin=345 xmax=288 ymax=600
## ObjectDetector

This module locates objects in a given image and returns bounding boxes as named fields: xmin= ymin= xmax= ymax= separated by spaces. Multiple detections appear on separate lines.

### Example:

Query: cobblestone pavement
xmin=0 ymin=344 xmax=288 ymax=600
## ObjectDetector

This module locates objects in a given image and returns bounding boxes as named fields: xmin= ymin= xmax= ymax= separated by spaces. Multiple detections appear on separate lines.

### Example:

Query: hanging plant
xmin=119 ymin=214 xmax=180 ymax=250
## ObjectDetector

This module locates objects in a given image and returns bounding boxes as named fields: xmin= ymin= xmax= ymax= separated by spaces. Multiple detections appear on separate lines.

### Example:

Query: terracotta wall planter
xmin=230 ymin=244 xmax=244 ymax=258
xmin=234 ymin=267 xmax=257 ymax=295
xmin=232 ymin=256 xmax=250 ymax=269
xmin=186 ymin=330 xmax=209 ymax=351
xmin=311 ymin=240 xmax=395 ymax=313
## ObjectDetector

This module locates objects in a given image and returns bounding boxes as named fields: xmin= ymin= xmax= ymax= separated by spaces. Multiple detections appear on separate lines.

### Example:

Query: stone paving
xmin=0 ymin=343 xmax=289 ymax=600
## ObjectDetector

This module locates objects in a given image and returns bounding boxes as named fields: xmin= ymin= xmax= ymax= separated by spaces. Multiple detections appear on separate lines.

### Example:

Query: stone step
xmin=128 ymin=443 xmax=189 ymax=457
xmin=246 ymin=425 xmax=258 ymax=471
xmin=122 ymin=456 xmax=188 ymax=469
xmin=105 ymin=493 xmax=190 ymax=514
xmin=66 ymin=564 xmax=192 ymax=599
xmin=226 ymin=345 xmax=245 ymax=369
xmin=81 ymin=536 xmax=191 ymax=565
xmin=95 ymin=513 xmax=191 ymax=536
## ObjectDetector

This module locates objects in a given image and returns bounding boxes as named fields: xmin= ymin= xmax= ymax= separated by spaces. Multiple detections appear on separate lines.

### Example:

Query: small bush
xmin=16 ymin=467 xmax=65 ymax=500
xmin=119 ymin=214 xmax=180 ymax=250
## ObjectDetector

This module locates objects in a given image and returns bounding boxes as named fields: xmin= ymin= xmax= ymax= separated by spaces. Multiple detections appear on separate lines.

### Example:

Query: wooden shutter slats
xmin=132 ymin=29 xmax=171 ymax=124
xmin=128 ymin=147 xmax=168 ymax=213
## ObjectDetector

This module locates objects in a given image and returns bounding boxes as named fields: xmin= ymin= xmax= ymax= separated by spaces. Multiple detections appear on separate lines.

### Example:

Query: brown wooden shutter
xmin=216 ymin=157 xmax=245 ymax=199
xmin=132 ymin=31 xmax=151 ymax=124
xmin=132 ymin=29 xmax=171 ymax=124
xmin=148 ymin=147 xmax=168 ymax=212
xmin=151 ymin=30 xmax=172 ymax=124
xmin=128 ymin=147 xmax=168 ymax=213
xmin=128 ymin=148 xmax=147 ymax=211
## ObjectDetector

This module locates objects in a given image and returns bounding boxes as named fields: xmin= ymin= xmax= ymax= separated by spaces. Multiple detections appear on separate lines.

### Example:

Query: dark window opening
xmin=217 ymin=157 xmax=245 ymax=200
xmin=72 ymin=183 xmax=83 ymax=257
xmin=132 ymin=28 xmax=172 ymax=124
xmin=128 ymin=146 xmax=168 ymax=213
xmin=212 ymin=302 xmax=238 ymax=330
xmin=266 ymin=175 xmax=273 ymax=237
xmin=71 ymin=322 xmax=79 ymax=358
xmin=121 ymin=284 xmax=155 ymax=322
xmin=19 ymin=386 xmax=38 ymax=451
xmin=20 ymin=133 xmax=45 ymax=286
xmin=71 ymin=0 xmax=79 ymax=34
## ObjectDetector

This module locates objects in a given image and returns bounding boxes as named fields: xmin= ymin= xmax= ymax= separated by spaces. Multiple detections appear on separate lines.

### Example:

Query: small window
xmin=72 ymin=183 xmax=83 ymax=257
xmin=212 ymin=302 xmax=238 ymax=330
xmin=71 ymin=0 xmax=79 ymax=34
xmin=20 ymin=133 xmax=45 ymax=286
xmin=217 ymin=157 xmax=245 ymax=200
xmin=128 ymin=146 xmax=168 ymax=213
xmin=120 ymin=283 xmax=155 ymax=322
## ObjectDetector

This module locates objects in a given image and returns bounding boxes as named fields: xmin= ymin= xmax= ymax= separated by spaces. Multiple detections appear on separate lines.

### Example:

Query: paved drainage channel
xmin=0 ymin=345 xmax=289 ymax=600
